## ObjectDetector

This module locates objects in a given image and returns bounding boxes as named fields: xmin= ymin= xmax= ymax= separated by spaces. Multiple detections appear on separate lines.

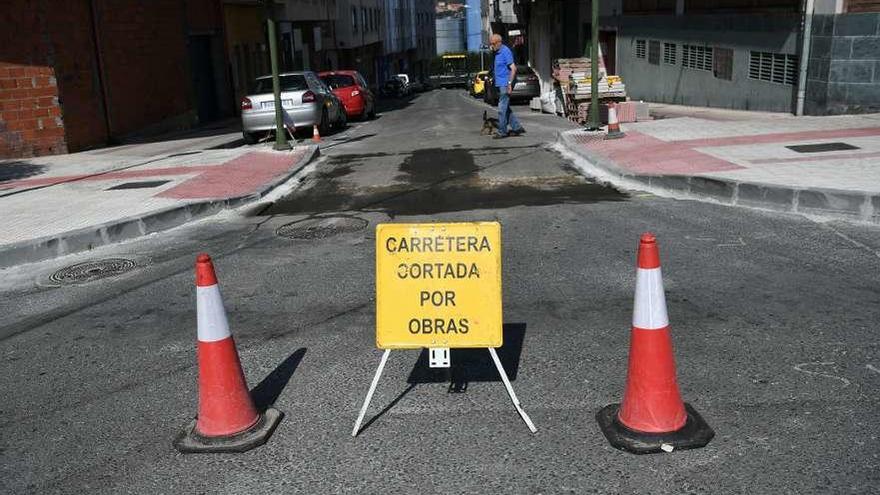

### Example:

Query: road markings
xmin=793 ymin=361 xmax=851 ymax=387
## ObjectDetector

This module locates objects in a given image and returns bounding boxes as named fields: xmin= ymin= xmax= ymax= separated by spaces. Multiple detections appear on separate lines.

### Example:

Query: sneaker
xmin=510 ymin=128 xmax=526 ymax=136
xmin=492 ymin=133 xmax=508 ymax=139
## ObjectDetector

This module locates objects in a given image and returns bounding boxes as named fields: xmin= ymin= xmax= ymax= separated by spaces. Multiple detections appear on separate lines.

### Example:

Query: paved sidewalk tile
xmin=567 ymin=114 xmax=880 ymax=194
xmin=0 ymin=146 xmax=310 ymax=249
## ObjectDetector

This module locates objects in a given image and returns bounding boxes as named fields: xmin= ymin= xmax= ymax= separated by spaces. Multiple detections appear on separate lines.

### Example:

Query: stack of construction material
xmin=552 ymin=58 xmax=591 ymax=83
xmin=553 ymin=57 xmax=627 ymax=124
xmin=570 ymin=75 xmax=627 ymax=98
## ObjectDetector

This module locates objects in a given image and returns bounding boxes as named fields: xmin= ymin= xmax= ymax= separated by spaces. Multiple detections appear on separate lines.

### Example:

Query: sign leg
xmin=488 ymin=347 xmax=537 ymax=433
xmin=352 ymin=349 xmax=392 ymax=437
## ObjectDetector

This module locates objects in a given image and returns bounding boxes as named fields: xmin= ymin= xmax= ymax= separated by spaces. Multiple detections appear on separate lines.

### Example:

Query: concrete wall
xmin=610 ymin=14 xmax=801 ymax=112
xmin=807 ymin=13 xmax=880 ymax=114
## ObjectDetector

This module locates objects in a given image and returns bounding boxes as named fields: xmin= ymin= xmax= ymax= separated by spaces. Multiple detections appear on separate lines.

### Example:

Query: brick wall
xmin=807 ymin=13 xmax=880 ymax=115
xmin=93 ymin=0 xmax=196 ymax=137
xmin=2 ymin=0 xmax=228 ymax=159
xmin=0 ymin=2 xmax=67 ymax=158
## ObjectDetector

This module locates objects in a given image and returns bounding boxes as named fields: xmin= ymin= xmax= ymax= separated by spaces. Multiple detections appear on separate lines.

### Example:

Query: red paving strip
xmin=578 ymin=131 xmax=744 ymax=174
xmin=0 ymin=165 xmax=214 ymax=188
xmin=748 ymin=150 xmax=880 ymax=165
xmin=671 ymin=127 xmax=880 ymax=148
xmin=157 ymin=150 xmax=305 ymax=199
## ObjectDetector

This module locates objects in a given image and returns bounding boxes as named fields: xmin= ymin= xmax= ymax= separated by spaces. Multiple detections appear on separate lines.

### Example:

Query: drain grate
xmin=276 ymin=216 xmax=368 ymax=239
xmin=787 ymin=142 xmax=859 ymax=153
xmin=50 ymin=258 xmax=137 ymax=284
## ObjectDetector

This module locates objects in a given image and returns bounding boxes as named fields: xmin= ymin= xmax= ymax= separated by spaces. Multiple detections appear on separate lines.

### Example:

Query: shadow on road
xmin=0 ymin=161 xmax=47 ymax=183
xmin=355 ymin=323 xmax=528 ymax=435
xmin=250 ymin=347 xmax=307 ymax=412
xmin=407 ymin=323 xmax=527 ymax=389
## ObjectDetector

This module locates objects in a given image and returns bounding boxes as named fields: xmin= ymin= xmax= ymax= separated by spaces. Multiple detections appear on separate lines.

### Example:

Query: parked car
xmin=240 ymin=71 xmax=346 ymax=144
xmin=483 ymin=65 xmax=541 ymax=105
xmin=380 ymin=78 xmax=406 ymax=98
xmin=319 ymin=70 xmax=376 ymax=120
xmin=470 ymin=70 xmax=489 ymax=97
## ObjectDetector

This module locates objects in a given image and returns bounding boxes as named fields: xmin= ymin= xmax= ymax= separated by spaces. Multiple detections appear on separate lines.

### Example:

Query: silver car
xmin=240 ymin=71 xmax=346 ymax=144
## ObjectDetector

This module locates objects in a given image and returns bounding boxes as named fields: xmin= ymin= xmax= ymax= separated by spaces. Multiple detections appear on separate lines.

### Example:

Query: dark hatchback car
xmin=483 ymin=65 xmax=541 ymax=105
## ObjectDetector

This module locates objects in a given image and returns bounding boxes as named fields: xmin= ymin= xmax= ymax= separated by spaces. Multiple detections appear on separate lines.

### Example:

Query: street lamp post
xmin=588 ymin=0 xmax=600 ymax=131
xmin=265 ymin=1 xmax=288 ymax=150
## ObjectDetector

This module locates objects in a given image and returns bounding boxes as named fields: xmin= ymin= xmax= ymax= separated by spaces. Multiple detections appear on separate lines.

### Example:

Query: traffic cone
xmin=312 ymin=124 xmax=321 ymax=143
xmin=604 ymin=102 xmax=625 ymax=140
xmin=596 ymin=233 xmax=713 ymax=454
xmin=173 ymin=253 xmax=283 ymax=453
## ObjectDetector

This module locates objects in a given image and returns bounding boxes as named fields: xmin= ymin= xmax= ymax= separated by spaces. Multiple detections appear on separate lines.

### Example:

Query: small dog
xmin=480 ymin=110 xmax=499 ymax=135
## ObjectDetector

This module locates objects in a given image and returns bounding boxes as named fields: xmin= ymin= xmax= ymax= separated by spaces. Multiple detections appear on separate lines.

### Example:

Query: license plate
xmin=262 ymin=100 xmax=292 ymax=109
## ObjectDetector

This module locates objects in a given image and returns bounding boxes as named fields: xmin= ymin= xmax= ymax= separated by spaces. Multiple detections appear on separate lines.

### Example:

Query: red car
xmin=318 ymin=70 xmax=376 ymax=120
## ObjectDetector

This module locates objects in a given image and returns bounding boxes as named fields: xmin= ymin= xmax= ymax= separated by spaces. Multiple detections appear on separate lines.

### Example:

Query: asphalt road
xmin=1 ymin=89 xmax=879 ymax=494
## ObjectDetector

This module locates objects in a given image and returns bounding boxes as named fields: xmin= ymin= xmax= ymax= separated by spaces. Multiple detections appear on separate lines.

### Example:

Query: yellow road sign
xmin=375 ymin=222 xmax=502 ymax=349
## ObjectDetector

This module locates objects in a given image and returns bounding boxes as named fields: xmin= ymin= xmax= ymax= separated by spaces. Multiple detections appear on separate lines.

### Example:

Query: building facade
xmin=1 ymin=0 xmax=232 ymax=159
xmin=436 ymin=16 xmax=466 ymax=54
xmin=498 ymin=0 xmax=879 ymax=115
xmin=332 ymin=0 xmax=385 ymax=86
xmin=380 ymin=0 xmax=434 ymax=82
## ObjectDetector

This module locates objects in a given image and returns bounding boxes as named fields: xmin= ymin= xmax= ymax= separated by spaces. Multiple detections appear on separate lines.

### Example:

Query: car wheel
xmin=338 ymin=109 xmax=347 ymax=129
xmin=242 ymin=131 xmax=258 ymax=145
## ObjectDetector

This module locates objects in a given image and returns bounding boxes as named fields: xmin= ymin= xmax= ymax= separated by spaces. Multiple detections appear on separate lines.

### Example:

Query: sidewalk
xmin=557 ymin=110 xmax=880 ymax=224
xmin=0 ymin=136 xmax=318 ymax=268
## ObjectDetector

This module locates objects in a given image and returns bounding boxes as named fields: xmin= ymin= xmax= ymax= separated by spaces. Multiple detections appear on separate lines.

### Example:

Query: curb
xmin=556 ymin=130 xmax=880 ymax=225
xmin=0 ymin=145 xmax=320 ymax=269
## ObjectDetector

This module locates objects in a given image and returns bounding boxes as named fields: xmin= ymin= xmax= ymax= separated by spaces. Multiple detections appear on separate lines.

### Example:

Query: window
xmin=352 ymin=7 xmax=357 ymax=32
xmin=682 ymin=45 xmax=713 ymax=71
xmin=252 ymin=75 xmax=307 ymax=94
xmin=362 ymin=8 xmax=366 ymax=31
xmin=648 ymin=40 xmax=661 ymax=65
xmin=635 ymin=39 xmax=646 ymax=59
xmin=663 ymin=42 xmax=676 ymax=65
xmin=714 ymin=47 xmax=733 ymax=80
xmin=749 ymin=51 xmax=797 ymax=85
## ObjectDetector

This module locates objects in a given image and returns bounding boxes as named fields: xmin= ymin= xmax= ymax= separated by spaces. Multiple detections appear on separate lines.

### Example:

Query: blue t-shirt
xmin=494 ymin=45 xmax=514 ymax=88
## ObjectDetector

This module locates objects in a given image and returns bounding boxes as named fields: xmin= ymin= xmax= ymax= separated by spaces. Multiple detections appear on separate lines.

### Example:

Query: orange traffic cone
xmin=596 ymin=233 xmax=713 ymax=454
xmin=312 ymin=124 xmax=321 ymax=143
xmin=604 ymin=102 xmax=625 ymax=140
xmin=173 ymin=254 xmax=283 ymax=453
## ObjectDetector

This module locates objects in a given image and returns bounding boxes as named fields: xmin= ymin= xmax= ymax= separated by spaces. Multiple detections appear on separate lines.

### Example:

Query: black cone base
xmin=596 ymin=403 xmax=714 ymax=455
xmin=173 ymin=408 xmax=283 ymax=454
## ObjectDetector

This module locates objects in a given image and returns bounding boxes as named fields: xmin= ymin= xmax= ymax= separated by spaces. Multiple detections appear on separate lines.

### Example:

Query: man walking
xmin=489 ymin=34 xmax=525 ymax=139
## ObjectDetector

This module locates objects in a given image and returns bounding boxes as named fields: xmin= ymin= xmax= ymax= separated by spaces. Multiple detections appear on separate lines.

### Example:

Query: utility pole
xmin=266 ymin=1 xmax=288 ymax=150
xmin=588 ymin=0 xmax=600 ymax=131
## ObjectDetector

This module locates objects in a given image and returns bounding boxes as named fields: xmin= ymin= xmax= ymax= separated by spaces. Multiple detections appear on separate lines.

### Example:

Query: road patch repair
xmin=0 ymin=145 xmax=318 ymax=268
xmin=557 ymin=113 xmax=880 ymax=224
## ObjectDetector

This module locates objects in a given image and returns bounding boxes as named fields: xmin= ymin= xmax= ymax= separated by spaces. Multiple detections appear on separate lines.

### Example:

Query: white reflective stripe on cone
xmin=609 ymin=107 xmax=618 ymax=124
xmin=197 ymin=285 xmax=232 ymax=342
xmin=632 ymin=267 xmax=669 ymax=330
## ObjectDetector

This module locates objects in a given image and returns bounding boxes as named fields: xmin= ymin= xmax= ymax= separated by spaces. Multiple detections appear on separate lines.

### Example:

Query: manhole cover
xmin=276 ymin=216 xmax=368 ymax=239
xmin=50 ymin=258 xmax=137 ymax=284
